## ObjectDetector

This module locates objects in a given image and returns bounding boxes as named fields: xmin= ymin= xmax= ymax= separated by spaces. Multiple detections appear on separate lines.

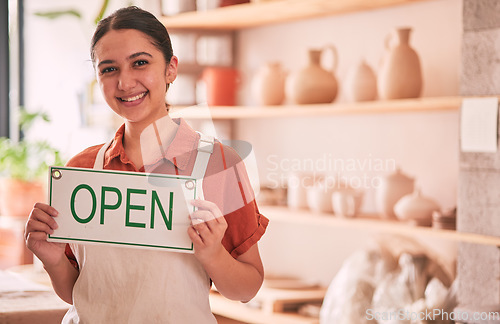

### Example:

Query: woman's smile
xmin=117 ymin=91 xmax=149 ymax=103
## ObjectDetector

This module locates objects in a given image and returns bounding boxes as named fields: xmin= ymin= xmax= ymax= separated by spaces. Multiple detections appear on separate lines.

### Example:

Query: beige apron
xmin=62 ymin=134 xmax=217 ymax=324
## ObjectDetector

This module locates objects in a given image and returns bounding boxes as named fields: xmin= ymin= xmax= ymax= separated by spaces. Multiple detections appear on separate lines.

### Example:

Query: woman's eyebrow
xmin=128 ymin=52 xmax=153 ymax=60
xmin=97 ymin=52 xmax=153 ymax=68
xmin=98 ymin=59 xmax=114 ymax=68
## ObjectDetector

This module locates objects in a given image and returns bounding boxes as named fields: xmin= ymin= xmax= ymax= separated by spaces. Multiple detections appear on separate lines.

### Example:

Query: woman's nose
xmin=117 ymin=70 xmax=136 ymax=91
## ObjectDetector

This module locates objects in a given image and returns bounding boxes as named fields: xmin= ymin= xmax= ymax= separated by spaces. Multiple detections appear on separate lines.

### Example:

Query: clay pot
xmin=287 ymin=46 xmax=338 ymax=104
xmin=287 ymin=172 xmax=324 ymax=209
xmin=378 ymin=27 xmax=423 ymax=100
xmin=376 ymin=168 xmax=414 ymax=219
xmin=200 ymin=67 xmax=239 ymax=106
xmin=394 ymin=189 xmax=440 ymax=226
xmin=161 ymin=0 xmax=196 ymax=15
xmin=306 ymin=179 xmax=335 ymax=213
xmin=252 ymin=62 xmax=286 ymax=105
xmin=345 ymin=60 xmax=377 ymax=102
xmin=0 ymin=178 xmax=46 ymax=218
xmin=331 ymin=188 xmax=364 ymax=218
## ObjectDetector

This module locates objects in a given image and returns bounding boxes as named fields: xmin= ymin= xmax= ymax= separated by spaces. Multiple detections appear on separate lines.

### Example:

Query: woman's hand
xmin=24 ymin=202 xmax=66 ymax=268
xmin=187 ymin=199 xmax=228 ymax=264
xmin=187 ymin=199 xmax=264 ymax=302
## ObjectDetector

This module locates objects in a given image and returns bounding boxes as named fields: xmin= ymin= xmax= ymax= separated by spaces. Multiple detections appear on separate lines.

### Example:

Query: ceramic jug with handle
xmin=287 ymin=46 xmax=338 ymax=104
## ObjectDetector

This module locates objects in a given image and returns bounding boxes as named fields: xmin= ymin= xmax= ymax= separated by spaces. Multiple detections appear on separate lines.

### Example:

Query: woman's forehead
xmin=94 ymin=29 xmax=158 ymax=59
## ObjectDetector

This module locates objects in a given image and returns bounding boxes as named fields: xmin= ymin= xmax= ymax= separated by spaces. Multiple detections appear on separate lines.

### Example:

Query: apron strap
xmin=192 ymin=133 xmax=215 ymax=200
xmin=93 ymin=140 xmax=113 ymax=170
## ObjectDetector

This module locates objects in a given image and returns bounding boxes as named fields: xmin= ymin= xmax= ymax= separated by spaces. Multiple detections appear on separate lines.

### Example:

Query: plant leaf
xmin=34 ymin=10 xmax=82 ymax=20
xmin=94 ymin=0 xmax=110 ymax=25
xmin=19 ymin=108 xmax=50 ymax=132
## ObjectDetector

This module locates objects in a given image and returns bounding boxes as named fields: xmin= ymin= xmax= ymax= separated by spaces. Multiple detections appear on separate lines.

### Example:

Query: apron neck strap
xmin=93 ymin=140 xmax=113 ymax=170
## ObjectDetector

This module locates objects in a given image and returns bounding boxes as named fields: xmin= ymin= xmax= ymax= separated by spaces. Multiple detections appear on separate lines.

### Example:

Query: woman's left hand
xmin=188 ymin=199 xmax=228 ymax=264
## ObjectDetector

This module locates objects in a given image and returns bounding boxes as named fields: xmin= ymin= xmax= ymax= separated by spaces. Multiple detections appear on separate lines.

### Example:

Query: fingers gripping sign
xmin=188 ymin=199 xmax=228 ymax=263
xmin=24 ymin=202 xmax=66 ymax=268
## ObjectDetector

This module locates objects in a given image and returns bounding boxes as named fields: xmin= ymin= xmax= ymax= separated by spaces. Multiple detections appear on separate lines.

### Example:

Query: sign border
xmin=47 ymin=166 xmax=196 ymax=252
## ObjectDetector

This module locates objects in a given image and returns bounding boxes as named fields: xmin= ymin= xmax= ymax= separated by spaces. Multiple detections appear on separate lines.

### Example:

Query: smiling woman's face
xmin=93 ymin=29 xmax=177 ymax=127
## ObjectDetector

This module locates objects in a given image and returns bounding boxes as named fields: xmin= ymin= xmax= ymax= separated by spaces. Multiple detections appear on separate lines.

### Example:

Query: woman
xmin=24 ymin=6 xmax=268 ymax=323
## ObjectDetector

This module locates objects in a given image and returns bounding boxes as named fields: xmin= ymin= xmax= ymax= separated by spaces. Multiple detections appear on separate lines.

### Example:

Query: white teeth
xmin=121 ymin=92 xmax=147 ymax=102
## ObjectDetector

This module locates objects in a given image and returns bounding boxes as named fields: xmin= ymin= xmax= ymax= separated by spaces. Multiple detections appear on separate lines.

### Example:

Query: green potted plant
xmin=0 ymin=109 xmax=64 ymax=218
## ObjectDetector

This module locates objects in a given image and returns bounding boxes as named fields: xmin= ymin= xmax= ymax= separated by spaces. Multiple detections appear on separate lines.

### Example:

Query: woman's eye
xmin=134 ymin=60 xmax=148 ymax=67
xmin=100 ymin=67 xmax=116 ymax=74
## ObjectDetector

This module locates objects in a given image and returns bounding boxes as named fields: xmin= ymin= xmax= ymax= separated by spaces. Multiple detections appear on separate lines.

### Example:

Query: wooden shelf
xmin=171 ymin=96 xmax=461 ymax=120
xmin=260 ymin=206 xmax=500 ymax=247
xmin=160 ymin=0 xmax=435 ymax=30
xmin=210 ymin=291 xmax=319 ymax=324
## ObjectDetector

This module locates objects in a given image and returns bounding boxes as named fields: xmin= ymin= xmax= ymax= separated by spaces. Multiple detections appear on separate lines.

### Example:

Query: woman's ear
xmin=166 ymin=55 xmax=178 ymax=84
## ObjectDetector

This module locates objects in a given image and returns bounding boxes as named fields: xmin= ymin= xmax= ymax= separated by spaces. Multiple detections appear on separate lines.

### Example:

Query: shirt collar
xmin=104 ymin=117 xmax=199 ymax=171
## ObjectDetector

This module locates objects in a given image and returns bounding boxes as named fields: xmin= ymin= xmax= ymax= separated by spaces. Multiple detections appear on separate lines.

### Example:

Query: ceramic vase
xmin=376 ymin=168 xmax=414 ymax=219
xmin=394 ymin=189 xmax=440 ymax=226
xmin=287 ymin=46 xmax=338 ymax=104
xmin=252 ymin=62 xmax=286 ymax=105
xmin=345 ymin=59 xmax=377 ymax=102
xmin=378 ymin=27 xmax=422 ymax=100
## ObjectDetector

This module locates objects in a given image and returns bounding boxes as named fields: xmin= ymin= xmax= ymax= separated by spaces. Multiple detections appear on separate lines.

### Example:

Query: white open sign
xmin=47 ymin=166 xmax=196 ymax=253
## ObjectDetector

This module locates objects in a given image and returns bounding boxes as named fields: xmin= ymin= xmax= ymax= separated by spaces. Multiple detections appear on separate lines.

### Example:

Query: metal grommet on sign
xmin=185 ymin=180 xmax=195 ymax=190
xmin=52 ymin=169 xmax=62 ymax=180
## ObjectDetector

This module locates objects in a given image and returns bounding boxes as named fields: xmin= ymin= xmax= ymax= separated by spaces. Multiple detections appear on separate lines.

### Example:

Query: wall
xmin=235 ymin=0 xmax=463 ymax=284
xmin=458 ymin=0 xmax=500 ymax=307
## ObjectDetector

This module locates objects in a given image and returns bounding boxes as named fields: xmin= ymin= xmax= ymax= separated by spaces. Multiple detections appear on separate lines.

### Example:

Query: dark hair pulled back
xmin=90 ymin=6 xmax=173 ymax=66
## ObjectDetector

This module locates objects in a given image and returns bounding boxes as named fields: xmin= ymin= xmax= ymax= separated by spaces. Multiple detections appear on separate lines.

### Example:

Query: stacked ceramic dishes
xmin=432 ymin=208 xmax=456 ymax=230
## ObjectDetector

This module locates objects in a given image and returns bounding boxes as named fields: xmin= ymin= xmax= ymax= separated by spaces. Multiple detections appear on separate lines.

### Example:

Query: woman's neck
xmin=122 ymin=110 xmax=179 ymax=170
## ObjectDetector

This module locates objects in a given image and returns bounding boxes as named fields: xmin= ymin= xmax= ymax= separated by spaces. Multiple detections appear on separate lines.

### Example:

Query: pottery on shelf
xmin=287 ymin=172 xmax=324 ymax=209
xmin=200 ymin=67 xmax=239 ymax=106
xmin=378 ymin=27 xmax=423 ymax=100
xmin=376 ymin=168 xmax=415 ymax=219
xmin=252 ymin=62 xmax=286 ymax=105
xmin=393 ymin=189 xmax=440 ymax=226
xmin=345 ymin=59 xmax=377 ymax=102
xmin=287 ymin=46 xmax=338 ymax=104
xmin=306 ymin=178 xmax=335 ymax=213
xmin=331 ymin=188 xmax=364 ymax=218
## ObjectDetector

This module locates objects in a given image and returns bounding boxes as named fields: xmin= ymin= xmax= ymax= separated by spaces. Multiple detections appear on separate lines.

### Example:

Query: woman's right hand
xmin=24 ymin=202 xmax=66 ymax=269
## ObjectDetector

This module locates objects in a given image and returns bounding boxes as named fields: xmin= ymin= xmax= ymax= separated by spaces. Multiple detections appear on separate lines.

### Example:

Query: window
xmin=0 ymin=0 xmax=9 ymax=138
xmin=1 ymin=0 xmax=24 ymax=139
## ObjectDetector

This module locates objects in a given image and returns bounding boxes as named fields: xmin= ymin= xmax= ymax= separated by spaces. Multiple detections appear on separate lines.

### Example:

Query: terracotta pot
xmin=378 ymin=27 xmax=423 ymax=100
xmin=201 ymin=67 xmax=239 ymax=106
xmin=345 ymin=60 xmax=377 ymax=102
xmin=252 ymin=62 xmax=286 ymax=105
xmin=376 ymin=168 xmax=414 ymax=219
xmin=394 ymin=189 xmax=440 ymax=226
xmin=0 ymin=178 xmax=46 ymax=218
xmin=287 ymin=46 xmax=338 ymax=104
